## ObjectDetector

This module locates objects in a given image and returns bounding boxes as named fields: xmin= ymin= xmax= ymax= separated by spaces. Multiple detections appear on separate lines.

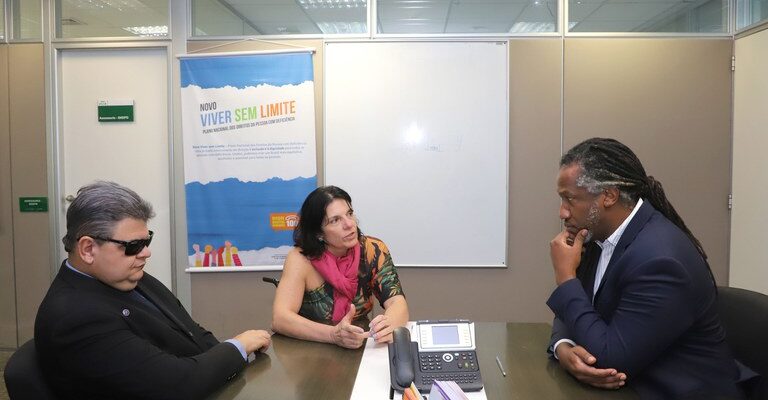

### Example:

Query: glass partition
xmin=569 ymin=0 xmax=727 ymax=33
xmin=192 ymin=0 xmax=367 ymax=36
xmin=0 ymin=1 xmax=5 ymax=39
xmin=736 ymin=0 xmax=768 ymax=29
xmin=46 ymin=0 xmax=738 ymax=40
xmin=12 ymin=0 xmax=41 ymax=40
xmin=55 ymin=0 xmax=168 ymax=38
xmin=377 ymin=0 xmax=558 ymax=34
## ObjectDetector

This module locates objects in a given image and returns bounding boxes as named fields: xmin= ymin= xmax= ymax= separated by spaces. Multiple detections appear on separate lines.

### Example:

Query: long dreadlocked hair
xmin=560 ymin=138 xmax=714 ymax=280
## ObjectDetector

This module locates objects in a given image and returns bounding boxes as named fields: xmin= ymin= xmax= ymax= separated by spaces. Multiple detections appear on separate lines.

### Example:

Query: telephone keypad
xmin=416 ymin=351 xmax=483 ymax=391
xmin=419 ymin=353 xmax=443 ymax=371
xmin=421 ymin=373 xmax=479 ymax=387
xmin=419 ymin=352 xmax=478 ymax=371
xmin=390 ymin=326 xmax=483 ymax=393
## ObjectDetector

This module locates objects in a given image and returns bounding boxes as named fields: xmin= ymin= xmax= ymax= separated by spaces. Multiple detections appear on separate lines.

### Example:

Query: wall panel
xmin=0 ymin=44 xmax=16 ymax=348
xmin=564 ymin=38 xmax=733 ymax=284
xmin=9 ymin=43 xmax=51 ymax=344
xmin=731 ymin=29 xmax=768 ymax=294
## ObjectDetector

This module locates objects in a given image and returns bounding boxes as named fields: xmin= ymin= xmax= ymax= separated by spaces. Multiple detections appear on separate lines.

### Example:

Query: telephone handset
xmin=390 ymin=327 xmax=417 ymax=389
xmin=388 ymin=324 xmax=483 ymax=393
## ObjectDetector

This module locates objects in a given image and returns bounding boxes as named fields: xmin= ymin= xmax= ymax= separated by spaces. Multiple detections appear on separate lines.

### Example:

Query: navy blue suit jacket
xmin=547 ymin=202 xmax=742 ymax=399
xmin=35 ymin=262 xmax=246 ymax=400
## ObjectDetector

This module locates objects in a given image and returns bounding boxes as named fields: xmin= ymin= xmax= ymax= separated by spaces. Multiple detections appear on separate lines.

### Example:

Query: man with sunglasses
xmin=34 ymin=181 xmax=271 ymax=400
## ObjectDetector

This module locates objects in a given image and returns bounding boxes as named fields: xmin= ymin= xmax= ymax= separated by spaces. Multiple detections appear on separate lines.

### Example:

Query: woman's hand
xmin=369 ymin=314 xmax=395 ymax=343
xmin=330 ymin=304 xmax=369 ymax=349
xmin=372 ymin=295 xmax=409 ymax=344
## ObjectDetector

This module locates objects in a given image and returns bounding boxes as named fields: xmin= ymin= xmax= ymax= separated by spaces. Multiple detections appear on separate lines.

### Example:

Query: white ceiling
xmin=55 ymin=0 xmax=726 ymax=38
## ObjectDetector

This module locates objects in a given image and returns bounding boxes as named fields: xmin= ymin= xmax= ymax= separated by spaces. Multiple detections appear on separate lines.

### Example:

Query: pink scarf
xmin=310 ymin=244 xmax=361 ymax=324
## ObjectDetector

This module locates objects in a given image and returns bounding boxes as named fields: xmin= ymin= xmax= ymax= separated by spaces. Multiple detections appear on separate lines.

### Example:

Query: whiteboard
xmin=324 ymin=42 xmax=508 ymax=267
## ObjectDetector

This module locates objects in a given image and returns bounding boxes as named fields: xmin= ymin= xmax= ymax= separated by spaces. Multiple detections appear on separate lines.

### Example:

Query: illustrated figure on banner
xmin=193 ymin=241 xmax=243 ymax=267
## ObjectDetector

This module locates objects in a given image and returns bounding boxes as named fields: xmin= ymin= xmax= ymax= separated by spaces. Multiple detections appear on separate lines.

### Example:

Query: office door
xmin=58 ymin=48 xmax=173 ymax=288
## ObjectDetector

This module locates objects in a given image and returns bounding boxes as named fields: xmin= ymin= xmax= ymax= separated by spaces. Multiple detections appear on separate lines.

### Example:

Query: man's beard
xmin=582 ymin=201 xmax=600 ymax=243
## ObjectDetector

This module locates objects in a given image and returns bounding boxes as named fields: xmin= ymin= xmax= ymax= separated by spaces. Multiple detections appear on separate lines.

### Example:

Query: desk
xmin=208 ymin=323 xmax=638 ymax=399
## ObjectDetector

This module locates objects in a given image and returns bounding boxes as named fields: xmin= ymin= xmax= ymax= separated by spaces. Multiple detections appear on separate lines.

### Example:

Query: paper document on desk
xmin=350 ymin=338 xmax=391 ymax=400
xmin=349 ymin=336 xmax=487 ymax=400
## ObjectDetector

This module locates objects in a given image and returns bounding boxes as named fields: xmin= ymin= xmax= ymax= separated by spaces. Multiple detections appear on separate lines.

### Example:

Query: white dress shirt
xmin=553 ymin=198 xmax=644 ymax=359
xmin=592 ymin=198 xmax=643 ymax=302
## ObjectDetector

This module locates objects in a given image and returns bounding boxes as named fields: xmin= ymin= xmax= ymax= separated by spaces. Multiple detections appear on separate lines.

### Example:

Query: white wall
xmin=730 ymin=28 xmax=768 ymax=294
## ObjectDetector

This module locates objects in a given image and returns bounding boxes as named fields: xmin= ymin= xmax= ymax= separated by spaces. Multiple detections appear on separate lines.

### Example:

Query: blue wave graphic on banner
xmin=185 ymin=177 xmax=316 ymax=254
xmin=180 ymin=53 xmax=314 ymax=89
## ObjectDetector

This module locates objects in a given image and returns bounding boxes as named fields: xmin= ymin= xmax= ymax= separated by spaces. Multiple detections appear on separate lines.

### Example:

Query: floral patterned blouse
xmin=299 ymin=235 xmax=404 ymax=326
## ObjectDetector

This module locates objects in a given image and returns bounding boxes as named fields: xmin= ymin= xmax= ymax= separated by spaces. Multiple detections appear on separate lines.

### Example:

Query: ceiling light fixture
xmin=317 ymin=21 xmax=367 ymax=33
xmin=122 ymin=25 xmax=168 ymax=37
xmin=508 ymin=22 xmax=555 ymax=32
xmin=298 ymin=0 xmax=367 ymax=9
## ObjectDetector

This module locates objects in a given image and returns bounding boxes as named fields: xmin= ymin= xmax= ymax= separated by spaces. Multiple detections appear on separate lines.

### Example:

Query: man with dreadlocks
xmin=547 ymin=138 xmax=745 ymax=399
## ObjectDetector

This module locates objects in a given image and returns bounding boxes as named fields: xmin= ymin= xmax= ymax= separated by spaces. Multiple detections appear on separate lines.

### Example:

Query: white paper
xmin=350 ymin=338 xmax=393 ymax=400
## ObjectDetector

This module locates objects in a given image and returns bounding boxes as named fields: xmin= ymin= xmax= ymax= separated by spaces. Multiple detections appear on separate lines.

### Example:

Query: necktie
xmin=128 ymin=289 xmax=162 ymax=316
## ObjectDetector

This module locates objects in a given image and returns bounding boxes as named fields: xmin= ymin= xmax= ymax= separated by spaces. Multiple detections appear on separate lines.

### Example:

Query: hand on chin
xmin=565 ymin=230 xmax=578 ymax=246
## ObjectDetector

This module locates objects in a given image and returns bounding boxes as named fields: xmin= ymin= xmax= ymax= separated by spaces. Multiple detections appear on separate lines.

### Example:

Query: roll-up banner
xmin=179 ymin=50 xmax=317 ymax=271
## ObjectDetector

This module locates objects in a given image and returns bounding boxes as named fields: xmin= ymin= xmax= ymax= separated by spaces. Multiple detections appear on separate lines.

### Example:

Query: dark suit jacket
xmin=34 ymin=262 xmax=245 ymax=400
xmin=547 ymin=202 xmax=742 ymax=400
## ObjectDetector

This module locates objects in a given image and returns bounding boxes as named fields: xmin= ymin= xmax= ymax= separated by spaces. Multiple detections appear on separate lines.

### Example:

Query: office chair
xmin=717 ymin=286 xmax=768 ymax=400
xmin=3 ymin=338 xmax=58 ymax=400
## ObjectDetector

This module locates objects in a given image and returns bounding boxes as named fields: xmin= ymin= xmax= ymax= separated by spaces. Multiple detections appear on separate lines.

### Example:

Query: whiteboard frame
xmin=322 ymin=40 xmax=509 ymax=268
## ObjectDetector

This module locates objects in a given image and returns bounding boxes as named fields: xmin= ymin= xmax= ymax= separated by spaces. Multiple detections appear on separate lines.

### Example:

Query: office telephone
xmin=388 ymin=321 xmax=484 ymax=392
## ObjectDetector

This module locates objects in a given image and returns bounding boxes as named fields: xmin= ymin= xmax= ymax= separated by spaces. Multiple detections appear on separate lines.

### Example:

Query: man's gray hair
xmin=62 ymin=181 xmax=155 ymax=253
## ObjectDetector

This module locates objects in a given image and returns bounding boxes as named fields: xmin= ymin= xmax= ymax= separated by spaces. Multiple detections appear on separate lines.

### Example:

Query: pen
xmin=495 ymin=355 xmax=507 ymax=377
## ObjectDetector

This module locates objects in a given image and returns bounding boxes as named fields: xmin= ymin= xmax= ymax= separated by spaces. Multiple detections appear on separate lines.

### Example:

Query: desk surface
xmin=209 ymin=322 xmax=638 ymax=400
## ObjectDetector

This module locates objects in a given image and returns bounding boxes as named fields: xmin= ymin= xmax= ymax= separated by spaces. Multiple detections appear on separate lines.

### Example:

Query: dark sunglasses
xmin=89 ymin=230 xmax=154 ymax=256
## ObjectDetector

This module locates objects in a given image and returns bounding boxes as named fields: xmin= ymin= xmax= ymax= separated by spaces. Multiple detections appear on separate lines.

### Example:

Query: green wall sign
xmin=98 ymin=99 xmax=134 ymax=122
xmin=19 ymin=197 xmax=48 ymax=212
